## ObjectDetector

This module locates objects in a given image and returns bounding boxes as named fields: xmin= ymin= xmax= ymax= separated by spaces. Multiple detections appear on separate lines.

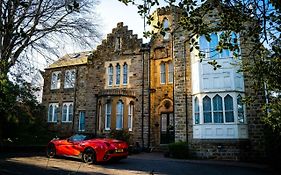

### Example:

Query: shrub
xmin=168 ymin=141 xmax=189 ymax=159
xmin=109 ymin=129 xmax=130 ymax=143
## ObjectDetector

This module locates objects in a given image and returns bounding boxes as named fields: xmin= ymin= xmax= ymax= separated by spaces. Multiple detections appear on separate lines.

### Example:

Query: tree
xmin=0 ymin=0 xmax=100 ymax=140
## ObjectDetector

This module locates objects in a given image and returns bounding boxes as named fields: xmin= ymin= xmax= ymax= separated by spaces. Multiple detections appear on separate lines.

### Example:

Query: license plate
xmin=116 ymin=149 xmax=123 ymax=153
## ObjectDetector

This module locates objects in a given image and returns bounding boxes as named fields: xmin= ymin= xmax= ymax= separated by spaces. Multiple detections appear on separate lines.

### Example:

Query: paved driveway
xmin=0 ymin=152 xmax=273 ymax=175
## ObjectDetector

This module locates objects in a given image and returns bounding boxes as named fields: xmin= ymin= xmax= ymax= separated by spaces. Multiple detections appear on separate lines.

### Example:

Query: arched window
xmin=194 ymin=97 xmax=200 ymax=124
xmin=210 ymin=33 xmax=219 ymax=59
xmin=69 ymin=104 xmax=73 ymax=122
xmin=105 ymin=102 xmax=111 ymax=130
xmin=116 ymin=101 xmax=123 ymax=129
xmin=237 ymin=95 xmax=244 ymax=123
xmin=163 ymin=18 xmax=169 ymax=40
xmin=108 ymin=64 xmax=113 ymax=86
xmin=168 ymin=62 xmax=173 ymax=83
xmin=160 ymin=62 xmax=166 ymax=84
xmin=48 ymin=104 xmax=53 ymax=122
xmin=213 ymin=95 xmax=223 ymax=123
xmin=224 ymin=95 xmax=234 ymax=122
xmin=128 ymin=102 xmax=134 ymax=131
xmin=123 ymin=63 xmax=128 ymax=85
xmin=203 ymin=96 xmax=212 ymax=123
xmin=62 ymin=104 xmax=67 ymax=122
xmin=116 ymin=63 xmax=120 ymax=85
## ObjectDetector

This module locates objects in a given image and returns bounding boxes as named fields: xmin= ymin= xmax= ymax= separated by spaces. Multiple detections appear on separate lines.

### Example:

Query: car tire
xmin=46 ymin=144 xmax=56 ymax=158
xmin=82 ymin=148 xmax=96 ymax=164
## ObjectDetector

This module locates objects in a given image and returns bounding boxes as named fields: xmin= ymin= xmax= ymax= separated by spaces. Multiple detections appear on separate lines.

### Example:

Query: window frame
xmin=64 ymin=69 xmax=76 ymax=89
xmin=61 ymin=102 xmax=73 ymax=123
xmin=116 ymin=100 xmax=124 ymax=130
xmin=105 ymin=102 xmax=111 ymax=130
xmin=48 ymin=103 xmax=59 ymax=123
xmin=116 ymin=63 xmax=121 ymax=85
xmin=78 ymin=111 xmax=85 ymax=132
xmin=128 ymin=103 xmax=133 ymax=131
xmin=168 ymin=62 xmax=173 ymax=83
xmin=160 ymin=62 xmax=166 ymax=84
xmin=108 ymin=64 xmax=113 ymax=86
xmin=51 ymin=71 xmax=61 ymax=90
xmin=123 ymin=62 xmax=128 ymax=85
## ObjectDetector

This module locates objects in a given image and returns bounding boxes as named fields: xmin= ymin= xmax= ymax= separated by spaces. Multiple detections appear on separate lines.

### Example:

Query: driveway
xmin=0 ymin=152 xmax=273 ymax=175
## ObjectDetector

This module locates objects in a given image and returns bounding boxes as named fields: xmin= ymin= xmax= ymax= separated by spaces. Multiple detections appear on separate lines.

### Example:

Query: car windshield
xmin=68 ymin=134 xmax=95 ymax=142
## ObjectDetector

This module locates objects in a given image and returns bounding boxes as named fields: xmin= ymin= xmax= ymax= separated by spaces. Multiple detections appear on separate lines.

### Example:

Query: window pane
xmin=237 ymin=95 xmax=244 ymax=123
xmin=123 ymin=63 xmax=128 ymax=84
xmin=116 ymin=64 xmax=120 ymax=85
xmin=48 ymin=105 xmax=53 ymax=122
xmin=105 ymin=103 xmax=111 ymax=130
xmin=128 ymin=104 xmax=133 ymax=131
xmin=54 ymin=104 xmax=59 ymax=122
xmin=224 ymin=95 xmax=234 ymax=122
xmin=168 ymin=62 xmax=173 ymax=83
xmin=194 ymin=97 xmax=200 ymax=124
xmin=210 ymin=33 xmax=219 ymax=59
xmin=203 ymin=96 xmax=212 ymax=123
xmin=116 ymin=101 xmax=123 ymax=129
xmin=213 ymin=95 xmax=223 ymax=123
xmin=199 ymin=35 xmax=208 ymax=51
xmin=79 ymin=112 xmax=85 ymax=131
xmin=62 ymin=104 xmax=67 ymax=122
xmin=160 ymin=63 xmax=166 ymax=84
xmin=108 ymin=65 xmax=113 ymax=86
xmin=69 ymin=104 xmax=73 ymax=122
xmin=163 ymin=19 xmax=169 ymax=40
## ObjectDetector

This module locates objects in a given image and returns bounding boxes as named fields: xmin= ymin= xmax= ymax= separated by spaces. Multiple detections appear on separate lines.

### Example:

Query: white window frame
xmin=116 ymin=101 xmax=123 ymax=130
xmin=51 ymin=71 xmax=61 ymax=90
xmin=64 ymin=69 xmax=76 ymax=89
xmin=48 ymin=103 xmax=59 ymax=123
xmin=128 ymin=103 xmax=133 ymax=131
xmin=194 ymin=97 xmax=200 ymax=124
xmin=105 ymin=102 xmax=111 ymax=130
xmin=78 ymin=111 xmax=85 ymax=132
xmin=62 ymin=102 xmax=73 ymax=123
xmin=224 ymin=95 xmax=234 ymax=123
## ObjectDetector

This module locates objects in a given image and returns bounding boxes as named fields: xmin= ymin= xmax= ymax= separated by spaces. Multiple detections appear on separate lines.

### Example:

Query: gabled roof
xmin=46 ymin=51 xmax=91 ymax=69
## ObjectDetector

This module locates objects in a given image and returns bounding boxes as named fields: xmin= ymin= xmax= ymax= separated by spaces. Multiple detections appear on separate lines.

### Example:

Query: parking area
xmin=0 ymin=152 xmax=274 ymax=175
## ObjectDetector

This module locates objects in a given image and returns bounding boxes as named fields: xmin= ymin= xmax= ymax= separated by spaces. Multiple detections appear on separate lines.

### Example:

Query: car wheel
xmin=82 ymin=148 xmax=96 ymax=164
xmin=46 ymin=144 xmax=56 ymax=158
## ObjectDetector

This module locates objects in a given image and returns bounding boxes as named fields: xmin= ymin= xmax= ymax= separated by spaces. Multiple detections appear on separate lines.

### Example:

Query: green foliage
xmin=168 ymin=141 xmax=189 ymax=159
xmin=109 ymin=129 xmax=131 ymax=143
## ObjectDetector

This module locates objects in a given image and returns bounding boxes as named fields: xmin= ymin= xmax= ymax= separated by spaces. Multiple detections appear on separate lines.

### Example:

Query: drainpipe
xmin=72 ymin=66 xmax=78 ymax=134
xmin=147 ymin=44 xmax=151 ymax=150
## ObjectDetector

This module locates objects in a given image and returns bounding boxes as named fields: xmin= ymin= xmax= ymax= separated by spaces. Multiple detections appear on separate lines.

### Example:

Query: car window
xmin=69 ymin=134 xmax=87 ymax=142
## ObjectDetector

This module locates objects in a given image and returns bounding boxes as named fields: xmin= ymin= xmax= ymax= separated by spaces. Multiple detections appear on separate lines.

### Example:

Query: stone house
xmin=42 ymin=2 xmax=265 ymax=160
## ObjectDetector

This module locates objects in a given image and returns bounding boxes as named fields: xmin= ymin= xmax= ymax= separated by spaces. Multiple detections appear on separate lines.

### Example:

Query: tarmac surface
xmin=0 ymin=152 xmax=275 ymax=175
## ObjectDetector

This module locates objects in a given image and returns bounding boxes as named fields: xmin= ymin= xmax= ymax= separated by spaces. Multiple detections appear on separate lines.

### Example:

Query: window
xmin=160 ymin=62 xmax=166 ymax=84
xmin=62 ymin=102 xmax=73 ymax=122
xmin=105 ymin=102 xmax=111 ymax=130
xmin=224 ymin=95 xmax=234 ymax=122
xmin=128 ymin=103 xmax=133 ymax=131
xmin=116 ymin=101 xmax=123 ymax=129
xmin=237 ymin=95 xmax=244 ymax=123
xmin=168 ymin=62 xmax=173 ymax=83
xmin=48 ymin=103 xmax=59 ymax=122
xmin=108 ymin=64 xmax=113 ymax=86
xmin=163 ymin=18 xmax=169 ymax=40
xmin=78 ymin=111 xmax=85 ymax=132
xmin=194 ymin=97 xmax=200 ymax=124
xmin=116 ymin=63 xmax=120 ymax=85
xmin=199 ymin=32 xmax=239 ymax=59
xmin=64 ymin=69 xmax=76 ymax=88
xmin=123 ymin=63 xmax=128 ymax=85
xmin=203 ymin=96 xmax=212 ymax=123
xmin=51 ymin=71 xmax=61 ymax=89
xmin=213 ymin=95 xmax=223 ymax=123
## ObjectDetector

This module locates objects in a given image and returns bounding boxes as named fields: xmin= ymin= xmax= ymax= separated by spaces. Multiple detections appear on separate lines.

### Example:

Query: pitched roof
xmin=47 ymin=51 xmax=91 ymax=69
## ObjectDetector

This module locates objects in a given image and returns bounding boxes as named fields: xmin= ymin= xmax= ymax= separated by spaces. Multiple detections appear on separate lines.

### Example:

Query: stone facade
xmin=42 ymin=4 xmax=266 ymax=160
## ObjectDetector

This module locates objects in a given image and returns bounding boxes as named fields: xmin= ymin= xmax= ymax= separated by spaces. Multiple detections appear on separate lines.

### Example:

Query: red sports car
xmin=46 ymin=134 xmax=128 ymax=164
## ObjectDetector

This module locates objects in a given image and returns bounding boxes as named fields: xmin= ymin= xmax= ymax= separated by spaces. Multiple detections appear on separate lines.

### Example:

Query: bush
xmin=168 ymin=141 xmax=189 ymax=159
xmin=109 ymin=129 xmax=130 ymax=143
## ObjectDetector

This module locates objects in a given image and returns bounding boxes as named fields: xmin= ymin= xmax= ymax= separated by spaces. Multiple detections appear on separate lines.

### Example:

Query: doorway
xmin=160 ymin=113 xmax=175 ymax=144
